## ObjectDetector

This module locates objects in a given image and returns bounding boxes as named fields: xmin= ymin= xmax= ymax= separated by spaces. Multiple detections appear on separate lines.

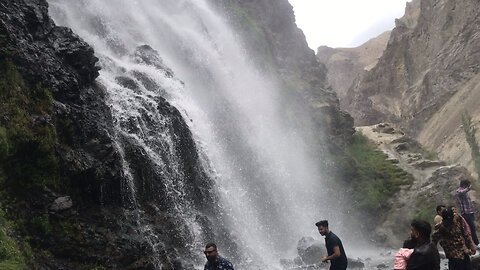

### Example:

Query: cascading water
xmin=49 ymin=0 xmax=347 ymax=268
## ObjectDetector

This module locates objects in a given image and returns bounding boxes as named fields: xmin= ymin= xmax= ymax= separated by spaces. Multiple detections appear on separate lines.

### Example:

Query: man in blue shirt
xmin=316 ymin=220 xmax=348 ymax=270
xmin=203 ymin=243 xmax=234 ymax=270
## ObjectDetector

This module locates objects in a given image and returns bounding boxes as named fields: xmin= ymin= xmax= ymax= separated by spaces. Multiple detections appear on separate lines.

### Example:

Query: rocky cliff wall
xmin=342 ymin=0 xmax=480 ymax=172
xmin=316 ymin=31 xmax=390 ymax=109
xmin=214 ymin=0 xmax=354 ymax=149
xmin=0 ymin=0 xmax=357 ymax=269
xmin=0 ymin=0 xmax=224 ymax=269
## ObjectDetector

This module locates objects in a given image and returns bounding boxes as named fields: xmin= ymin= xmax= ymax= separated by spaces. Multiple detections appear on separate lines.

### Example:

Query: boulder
xmin=296 ymin=237 xmax=326 ymax=265
xmin=50 ymin=196 xmax=73 ymax=212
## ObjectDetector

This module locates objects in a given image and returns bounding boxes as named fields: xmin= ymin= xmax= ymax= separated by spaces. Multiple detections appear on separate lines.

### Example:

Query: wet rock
xmin=50 ymin=196 xmax=73 ymax=212
xmin=280 ymin=258 xmax=295 ymax=268
xmin=348 ymin=258 xmax=365 ymax=268
xmin=296 ymin=236 xmax=326 ymax=265
xmin=376 ymin=263 xmax=388 ymax=268
xmin=132 ymin=45 xmax=174 ymax=77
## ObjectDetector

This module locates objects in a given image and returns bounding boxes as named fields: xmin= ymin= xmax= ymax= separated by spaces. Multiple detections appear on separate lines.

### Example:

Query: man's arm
xmin=431 ymin=229 xmax=440 ymax=246
xmin=457 ymin=186 xmax=471 ymax=194
xmin=321 ymin=246 xmax=341 ymax=262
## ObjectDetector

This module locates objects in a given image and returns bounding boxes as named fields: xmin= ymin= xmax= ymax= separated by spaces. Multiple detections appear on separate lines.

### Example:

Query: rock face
xmin=0 ymin=0 xmax=357 ymax=269
xmin=214 ymin=0 xmax=354 ymax=149
xmin=0 ymin=0 xmax=221 ymax=269
xmin=340 ymin=0 xmax=480 ymax=172
xmin=316 ymin=31 xmax=390 ymax=109
xmin=357 ymin=124 xmax=474 ymax=246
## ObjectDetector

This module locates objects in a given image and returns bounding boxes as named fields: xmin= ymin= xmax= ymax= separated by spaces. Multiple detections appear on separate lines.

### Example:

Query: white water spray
xmin=49 ymin=0 xmax=343 ymax=268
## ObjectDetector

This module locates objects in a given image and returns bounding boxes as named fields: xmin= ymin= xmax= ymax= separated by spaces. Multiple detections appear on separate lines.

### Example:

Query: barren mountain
xmin=338 ymin=0 xmax=480 ymax=173
xmin=317 ymin=31 xmax=390 ymax=108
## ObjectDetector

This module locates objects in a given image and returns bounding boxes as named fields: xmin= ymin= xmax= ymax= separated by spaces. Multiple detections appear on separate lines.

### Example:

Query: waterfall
xmin=48 ymin=0 xmax=343 ymax=268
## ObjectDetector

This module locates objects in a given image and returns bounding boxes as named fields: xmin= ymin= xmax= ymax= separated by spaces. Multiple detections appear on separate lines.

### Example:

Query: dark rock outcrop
xmin=0 ymin=0 xmax=219 ymax=269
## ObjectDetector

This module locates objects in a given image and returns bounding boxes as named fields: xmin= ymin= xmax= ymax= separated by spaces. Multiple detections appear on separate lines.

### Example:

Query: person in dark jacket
xmin=405 ymin=220 xmax=440 ymax=270
xmin=203 ymin=243 xmax=234 ymax=270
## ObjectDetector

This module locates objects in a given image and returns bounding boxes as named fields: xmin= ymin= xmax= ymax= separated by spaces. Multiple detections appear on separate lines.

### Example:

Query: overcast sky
xmin=288 ymin=0 xmax=411 ymax=49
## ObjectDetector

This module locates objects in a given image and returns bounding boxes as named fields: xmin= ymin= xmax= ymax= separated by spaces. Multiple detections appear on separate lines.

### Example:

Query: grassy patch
xmin=347 ymin=132 xmax=413 ymax=213
xmin=0 ymin=59 xmax=58 ymax=190
xmin=0 ymin=207 xmax=27 ymax=270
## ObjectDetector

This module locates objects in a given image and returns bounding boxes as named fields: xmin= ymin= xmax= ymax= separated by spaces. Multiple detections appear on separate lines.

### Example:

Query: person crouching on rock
xmin=203 ymin=242 xmax=234 ymax=270
xmin=404 ymin=220 xmax=440 ymax=270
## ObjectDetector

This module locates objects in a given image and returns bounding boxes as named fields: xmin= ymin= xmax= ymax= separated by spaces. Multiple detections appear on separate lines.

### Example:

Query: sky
xmin=288 ymin=0 xmax=411 ymax=49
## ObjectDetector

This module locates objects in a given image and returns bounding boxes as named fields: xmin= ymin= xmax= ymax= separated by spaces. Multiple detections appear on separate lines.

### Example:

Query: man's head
xmin=204 ymin=243 xmax=218 ymax=262
xmin=315 ymin=220 xmax=329 ymax=236
xmin=410 ymin=220 xmax=432 ymax=242
xmin=436 ymin=205 xmax=446 ymax=215
xmin=460 ymin=179 xmax=471 ymax=188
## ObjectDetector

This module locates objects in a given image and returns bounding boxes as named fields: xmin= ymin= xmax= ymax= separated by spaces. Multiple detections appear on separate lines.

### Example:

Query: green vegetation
xmin=225 ymin=2 xmax=275 ymax=71
xmin=347 ymin=132 xmax=413 ymax=213
xmin=0 ymin=206 xmax=27 ymax=270
xmin=462 ymin=111 xmax=480 ymax=177
xmin=0 ymin=57 xmax=59 ymax=268
xmin=414 ymin=197 xmax=436 ymax=222
xmin=0 ymin=59 xmax=58 ymax=191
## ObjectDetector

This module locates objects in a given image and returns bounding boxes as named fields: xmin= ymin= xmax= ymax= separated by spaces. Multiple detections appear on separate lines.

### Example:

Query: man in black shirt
xmin=316 ymin=220 xmax=348 ymax=270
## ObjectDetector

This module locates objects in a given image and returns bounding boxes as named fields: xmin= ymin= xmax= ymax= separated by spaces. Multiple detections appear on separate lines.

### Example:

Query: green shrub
xmin=0 ymin=59 xmax=58 ymax=190
xmin=347 ymin=132 xmax=413 ymax=212
xmin=0 ymin=207 xmax=26 ymax=269
xmin=30 ymin=216 xmax=52 ymax=237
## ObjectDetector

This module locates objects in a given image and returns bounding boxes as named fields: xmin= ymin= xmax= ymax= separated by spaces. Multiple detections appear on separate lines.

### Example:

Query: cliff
xmin=0 ymin=0 xmax=221 ymax=269
xmin=316 ymin=31 xmax=390 ymax=109
xmin=342 ymin=0 xmax=480 ymax=171
xmin=215 ymin=0 xmax=354 ymax=149
xmin=0 ymin=0 xmax=356 ymax=269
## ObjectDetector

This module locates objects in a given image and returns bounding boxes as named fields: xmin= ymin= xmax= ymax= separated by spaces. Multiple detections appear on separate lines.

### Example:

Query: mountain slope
xmin=317 ymin=31 xmax=390 ymax=109
xmin=341 ymin=0 xmax=480 ymax=172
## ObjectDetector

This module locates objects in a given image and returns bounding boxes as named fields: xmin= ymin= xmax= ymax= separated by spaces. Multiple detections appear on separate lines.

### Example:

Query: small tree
xmin=462 ymin=111 xmax=480 ymax=176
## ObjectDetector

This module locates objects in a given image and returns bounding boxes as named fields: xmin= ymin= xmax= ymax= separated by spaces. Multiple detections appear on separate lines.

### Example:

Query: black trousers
xmin=463 ymin=213 xmax=479 ymax=245
xmin=330 ymin=263 xmax=347 ymax=270
xmin=448 ymin=254 xmax=471 ymax=270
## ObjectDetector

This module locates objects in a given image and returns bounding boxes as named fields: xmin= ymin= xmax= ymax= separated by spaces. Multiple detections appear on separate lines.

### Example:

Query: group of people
xmin=202 ymin=179 xmax=478 ymax=270
xmin=394 ymin=179 xmax=479 ymax=270
xmin=202 ymin=220 xmax=348 ymax=270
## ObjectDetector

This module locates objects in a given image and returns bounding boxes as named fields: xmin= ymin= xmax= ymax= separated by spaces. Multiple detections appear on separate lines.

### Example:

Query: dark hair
xmin=411 ymin=220 xmax=432 ymax=240
xmin=441 ymin=208 xmax=455 ymax=227
xmin=315 ymin=220 xmax=328 ymax=228
xmin=460 ymin=179 xmax=471 ymax=188
xmin=205 ymin=243 xmax=217 ymax=250
xmin=436 ymin=205 xmax=446 ymax=213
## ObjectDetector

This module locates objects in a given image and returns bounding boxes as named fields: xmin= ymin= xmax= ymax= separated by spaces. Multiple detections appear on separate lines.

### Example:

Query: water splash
xmin=49 ymin=0 xmax=341 ymax=268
